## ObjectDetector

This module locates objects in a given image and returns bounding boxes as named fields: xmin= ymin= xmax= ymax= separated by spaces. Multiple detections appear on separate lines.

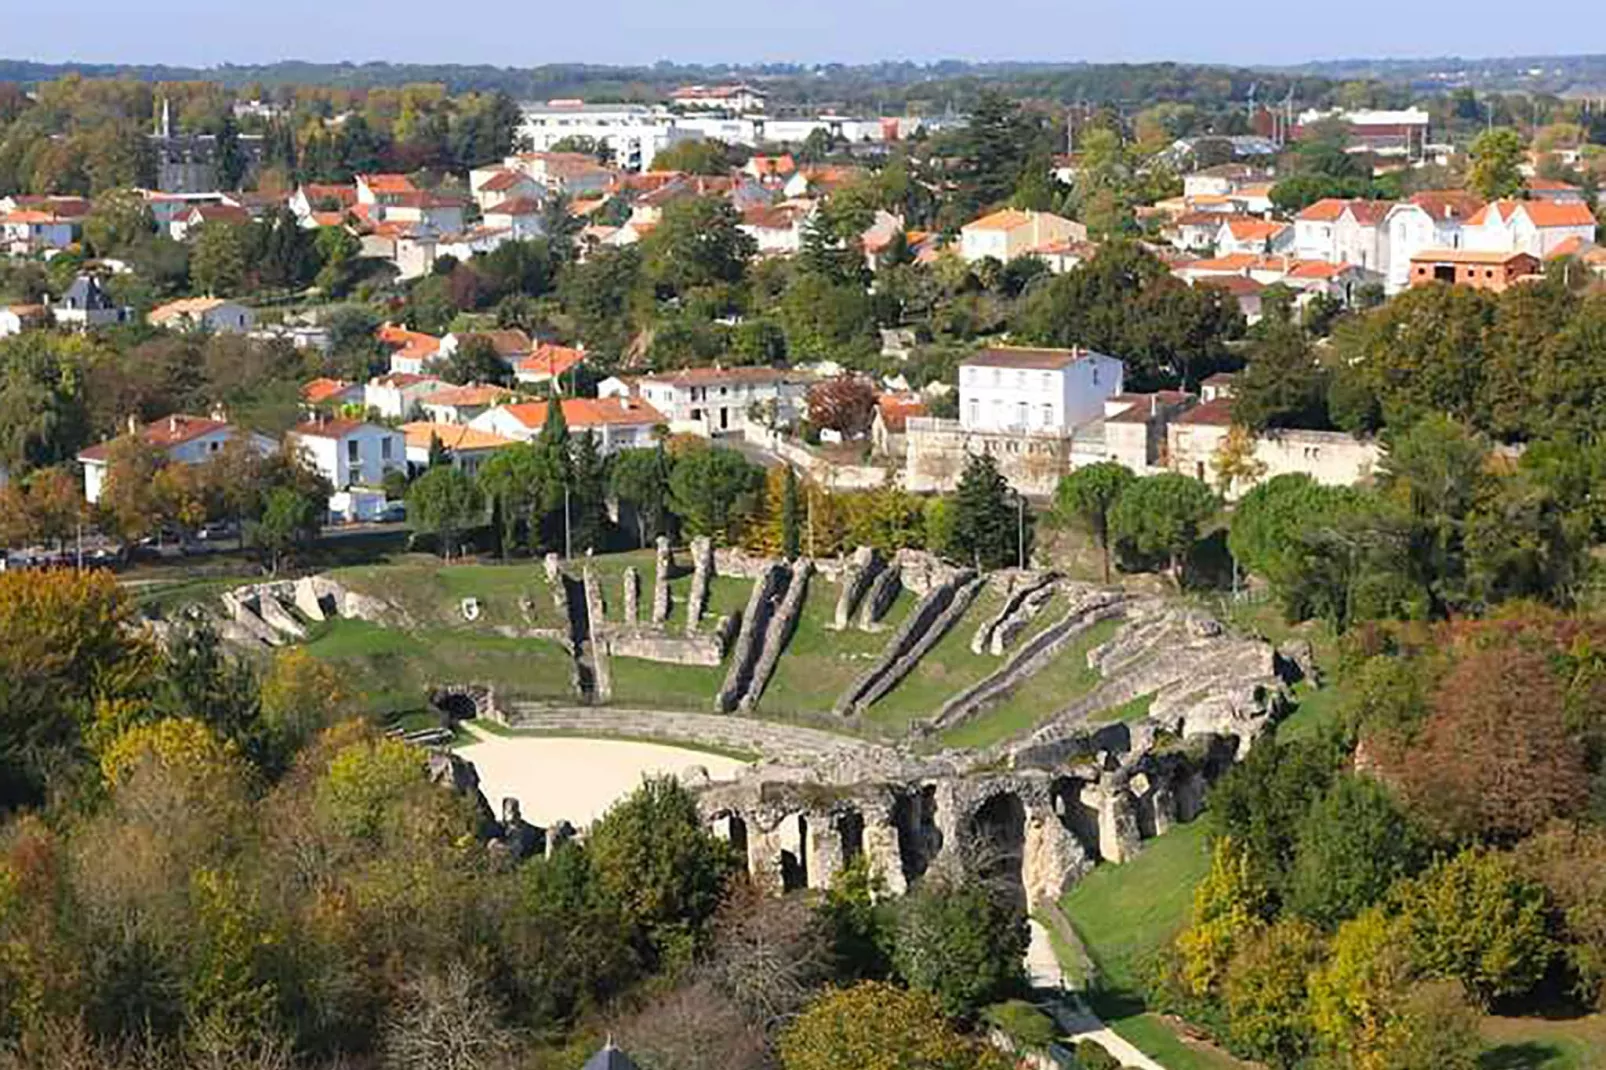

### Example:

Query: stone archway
xmin=893 ymin=785 xmax=941 ymax=885
xmin=968 ymin=791 xmax=1027 ymax=913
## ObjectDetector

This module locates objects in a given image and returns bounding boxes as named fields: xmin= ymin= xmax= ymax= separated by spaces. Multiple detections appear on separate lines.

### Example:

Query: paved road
xmin=1029 ymin=912 xmax=1168 ymax=1070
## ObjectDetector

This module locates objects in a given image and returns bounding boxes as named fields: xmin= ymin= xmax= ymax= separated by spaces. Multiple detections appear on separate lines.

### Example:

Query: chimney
xmin=126 ymin=414 xmax=138 ymax=436
xmin=1150 ymin=395 xmax=1159 ymax=417
xmin=168 ymin=415 xmax=179 ymax=434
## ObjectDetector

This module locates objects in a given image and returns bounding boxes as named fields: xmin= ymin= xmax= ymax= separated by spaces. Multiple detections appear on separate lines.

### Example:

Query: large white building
xmin=286 ymin=418 xmax=405 ymax=490
xmin=959 ymin=346 xmax=1124 ymax=435
xmin=518 ymin=102 xmax=697 ymax=172
xmin=606 ymin=366 xmax=813 ymax=437
xmin=1382 ymin=190 xmax=1486 ymax=293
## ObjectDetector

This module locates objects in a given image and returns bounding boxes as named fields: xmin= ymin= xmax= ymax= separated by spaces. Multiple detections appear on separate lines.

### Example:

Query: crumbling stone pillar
xmin=652 ymin=535 xmax=673 ymax=626
xmin=857 ymin=564 xmax=902 ymax=631
xmin=582 ymin=564 xmax=612 ymax=703
xmin=861 ymin=804 xmax=908 ymax=896
xmin=1080 ymin=782 xmax=1141 ymax=864
xmin=622 ymin=566 xmax=640 ymax=625
xmin=685 ymin=535 xmax=715 ymax=635
xmin=1021 ymin=796 xmax=1095 ymax=911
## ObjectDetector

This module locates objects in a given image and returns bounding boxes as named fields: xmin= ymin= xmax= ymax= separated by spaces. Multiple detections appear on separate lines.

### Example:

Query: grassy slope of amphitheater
xmin=304 ymin=551 xmax=1166 ymax=746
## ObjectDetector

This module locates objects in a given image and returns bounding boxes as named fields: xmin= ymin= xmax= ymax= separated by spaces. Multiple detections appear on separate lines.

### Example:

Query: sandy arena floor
xmin=455 ymin=727 xmax=750 ymax=827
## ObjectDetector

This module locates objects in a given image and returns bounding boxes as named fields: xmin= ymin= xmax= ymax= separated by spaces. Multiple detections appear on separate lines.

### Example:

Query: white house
xmin=1293 ymin=199 xmax=1393 ymax=276
xmin=1382 ymin=190 xmax=1486 ymax=293
xmin=148 ymin=297 xmax=255 ymax=333
xmin=468 ymin=397 xmax=665 ymax=454
xmin=1215 ymin=217 xmax=1293 ymax=256
xmin=468 ymin=167 xmax=545 ymax=211
xmin=77 ymin=414 xmax=275 ymax=505
xmin=609 ymin=366 xmax=813 ymax=437
xmin=506 ymin=152 xmax=615 ymax=197
xmin=52 ymin=275 xmax=128 ymax=330
xmin=286 ymin=418 xmax=405 ymax=490
xmin=1463 ymin=199 xmax=1598 ymax=259
xmin=416 ymin=383 xmax=516 ymax=425
xmin=482 ymin=197 xmax=545 ymax=240
xmin=0 ymin=208 xmax=79 ymax=253
xmin=959 ymin=346 xmax=1125 ymax=435
xmin=364 ymin=373 xmax=449 ymax=420
xmin=740 ymin=203 xmax=811 ymax=256
xmin=959 ymin=209 xmax=1087 ymax=265
xmin=669 ymin=84 xmax=768 ymax=113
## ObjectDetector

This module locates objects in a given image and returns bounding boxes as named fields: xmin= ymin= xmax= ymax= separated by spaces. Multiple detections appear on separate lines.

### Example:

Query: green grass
xmin=1478 ymin=1015 xmax=1606 ymax=1070
xmin=331 ymin=557 xmax=551 ymax=629
xmin=757 ymin=582 xmax=914 ymax=718
xmin=1058 ymin=821 xmax=1239 ymax=1070
xmin=1061 ymin=820 xmax=1211 ymax=994
xmin=937 ymin=616 xmax=1123 ymax=749
xmin=1097 ymin=692 xmax=1156 ymax=725
xmin=608 ymin=656 xmax=728 ymax=711
xmin=861 ymin=588 xmax=1006 ymax=732
xmin=304 ymin=618 xmax=577 ymax=714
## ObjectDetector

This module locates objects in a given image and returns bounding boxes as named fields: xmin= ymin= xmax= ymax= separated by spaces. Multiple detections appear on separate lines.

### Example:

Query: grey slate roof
xmin=582 ymin=1041 xmax=641 ymax=1070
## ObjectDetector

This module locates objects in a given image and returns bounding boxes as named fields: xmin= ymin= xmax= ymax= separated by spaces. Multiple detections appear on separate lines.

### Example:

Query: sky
xmin=1 ymin=0 xmax=1603 ymax=70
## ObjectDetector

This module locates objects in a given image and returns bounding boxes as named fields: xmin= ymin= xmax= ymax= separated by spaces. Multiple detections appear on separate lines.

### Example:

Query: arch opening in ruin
xmin=1050 ymin=776 xmax=1102 ymax=863
xmin=968 ymin=791 xmax=1027 ymax=913
xmin=780 ymin=814 xmax=809 ymax=893
xmin=893 ymin=786 xmax=941 ymax=885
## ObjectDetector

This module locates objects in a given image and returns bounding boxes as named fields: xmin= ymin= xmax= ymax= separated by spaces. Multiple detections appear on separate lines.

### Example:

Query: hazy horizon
xmin=1 ymin=0 xmax=1603 ymax=72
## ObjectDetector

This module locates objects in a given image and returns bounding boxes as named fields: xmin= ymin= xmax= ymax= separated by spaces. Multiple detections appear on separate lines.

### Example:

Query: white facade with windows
xmin=958 ymin=349 xmax=1124 ymax=435
xmin=287 ymin=421 xmax=405 ymax=489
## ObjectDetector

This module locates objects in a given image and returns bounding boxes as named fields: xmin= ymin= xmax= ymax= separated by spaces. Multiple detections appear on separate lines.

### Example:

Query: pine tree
xmin=569 ymin=430 xmax=608 ymax=554
xmin=947 ymin=452 xmax=1019 ymax=570
xmin=533 ymin=400 xmax=572 ymax=549
xmin=781 ymin=465 xmax=801 ymax=560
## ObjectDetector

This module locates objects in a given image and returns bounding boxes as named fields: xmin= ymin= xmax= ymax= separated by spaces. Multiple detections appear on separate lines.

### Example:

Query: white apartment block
xmin=959 ymin=347 xmax=1124 ymax=435
xmin=286 ymin=418 xmax=405 ymax=489
xmin=607 ymin=366 xmax=814 ymax=437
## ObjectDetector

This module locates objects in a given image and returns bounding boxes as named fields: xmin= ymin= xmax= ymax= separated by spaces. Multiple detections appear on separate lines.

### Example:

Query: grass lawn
xmin=860 ymin=588 xmax=1006 ymax=733
xmin=331 ymin=557 xmax=551 ymax=629
xmin=1479 ymin=1014 xmax=1606 ymax=1070
xmin=608 ymin=656 xmax=727 ymax=711
xmin=1097 ymin=691 xmax=1156 ymax=725
xmin=757 ymin=582 xmax=914 ymax=718
xmin=304 ymin=618 xmax=577 ymax=714
xmin=1058 ymin=820 xmax=1241 ymax=1070
xmin=937 ymin=616 xmax=1123 ymax=749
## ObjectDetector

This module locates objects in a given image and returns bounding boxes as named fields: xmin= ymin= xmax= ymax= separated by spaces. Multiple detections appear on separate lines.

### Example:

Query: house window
xmin=381 ymin=438 xmax=392 ymax=461
xmin=1041 ymin=404 xmax=1053 ymax=427
xmin=1016 ymin=401 xmax=1028 ymax=427
xmin=347 ymin=440 xmax=360 ymax=465
xmin=967 ymin=400 xmax=979 ymax=425
xmin=1092 ymin=367 xmax=1100 ymax=385
xmin=992 ymin=369 xmax=1001 ymax=386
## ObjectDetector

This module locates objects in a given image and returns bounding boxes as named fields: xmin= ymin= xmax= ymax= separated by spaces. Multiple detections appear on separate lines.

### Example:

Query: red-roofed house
xmin=286 ymin=416 xmax=405 ymax=492
xmin=417 ymin=383 xmax=517 ymax=425
xmin=1215 ymin=217 xmax=1293 ymax=256
xmin=515 ymin=343 xmax=586 ymax=391
xmin=77 ymin=414 xmax=276 ymax=504
xmin=740 ymin=203 xmax=812 ymax=255
xmin=400 ymin=422 xmax=514 ymax=477
xmin=871 ymin=393 xmax=927 ymax=457
xmin=468 ymin=396 xmax=664 ymax=453
xmin=441 ymin=329 xmax=534 ymax=367
xmin=378 ymin=324 xmax=443 ymax=375
xmin=301 ymin=377 xmax=362 ymax=409
xmin=1524 ymin=177 xmax=1587 ymax=204
xmin=1464 ymin=199 xmax=1598 ymax=259
xmin=468 ymin=167 xmax=544 ymax=211
xmin=618 ymin=365 xmax=814 ymax=436
xmin=511 ymin=152 xmax=616 ymax=197
xmin=482 ymin=197 xmax=544 ymax=239
xmin=1293 ymin=199 xmax=1394 ymax=275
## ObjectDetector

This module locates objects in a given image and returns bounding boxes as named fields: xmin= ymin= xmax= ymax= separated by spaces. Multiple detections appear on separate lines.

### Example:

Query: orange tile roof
xmin=400 ymin=422 xmax=515 ymax=452
xmin=1180 ymin=253 xmax=1260 ymax=272
xmin=1296 ymin=198 xmax=1348 ymax=222
xmin=496 ymin=396 xmax=664 ymax=429
xmin=1405 ymin=189 xmax=1485 ymax=222
xmin=1197 ymin=274 xmax=1265 ymax=296
xmin=964 ymin=208 xmax=1033 ymax=232
xmin=486 ymin=196 xmax=543 ymax=217
xmin=455 ymin=329 xmax=532 ymax=358
xmin=875 ymin=393 xmax=927 ymax=433
xmin=359 ymin=173 xmax=417 ymax=195
xmin=1409 ymin=248 xmax=1541 ymax=265
xmin=480 ymin=170 xmax=529 ymax=193
xmin=1223 ymin=218 xmax=1288 ymax=241
xmin=301 ymin=377 xmax=354 ymax=404
xmin=78 ymin=414 xmax=232 ymax=462
xmin=516 ymin=343 xmax=586 ymax=378
xmin=149 ymin=296 xmax=235 ymax=324
xmin=1546 ymin=235 xmax=1589 ymax=259
xmin=1176 ymin=396 xmax=1235 ymax=426
xmin=378 ymin=324 xmax=442 ymax=355
xmin=418 ymin=383 xmax=515 ymax=408
xmin=301 ymin=183 xmax=357 ymax=206
xmin=1525 ymin=177 xmax=1580 ymax=192
xmin=1468 ymin=199 xmax=1599 ymax=228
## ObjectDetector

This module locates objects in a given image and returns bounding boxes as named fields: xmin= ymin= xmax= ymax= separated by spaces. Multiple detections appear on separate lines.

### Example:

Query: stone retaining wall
xmin=714 ymin=563 xmax=788 ymax=713
xmin=739 ymin=560 xmax=813 ymax=712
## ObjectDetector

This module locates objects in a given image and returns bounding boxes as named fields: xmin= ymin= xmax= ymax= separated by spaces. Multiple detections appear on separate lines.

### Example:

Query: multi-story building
xmin=1462 ymin=199 xmax=1598 ymax=259
xmin=286 ymin=417 xmax=405 ymax=490
xmin=1293 ymin=199 xmax=1393 ymax=276
xmin=469 ymin=397 xmax=665 ymax=454
xmin=609 ymin=366 xmax=814 ymax=437
xmin=1382 ymin=190 xmax=1487 ymax=293
xmin=959 ymin=346 xmax=1124 ymax=435
xmin=959 ymin=209 xmax=1087 ymax=266
xmin=518 ymin=102 xmax=696 ymax=172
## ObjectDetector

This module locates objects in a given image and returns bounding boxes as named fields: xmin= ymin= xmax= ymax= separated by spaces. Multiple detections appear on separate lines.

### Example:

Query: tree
xmin=955 ymin=90 xmax=1037 ymax=214
xmin=441 ymin=337 xmax=510 ymax=388
xmin=1229 ymin=475 xmax=1358 ymax=608
xmin=249 ymin=484 xmax=321 ymax=574
xmin=568 ymin=429 xmax=608 ymax=554
xmin=1468 ymin=127 xmax=1526 ymax=201
xmin=83 ymin=187 xmax=154 ymax=256
xmin=1393 ymin=847 xmax=1554 ymax=1003
xmin=945 ymin=452 xmax=1019 ymax=570
xmin=640 ymin=195 xmax=754 ymax=301
xmin=1233 ymin=322 xmax=1330 ymax=431
xmin=97 ymin=433 xmax=166 ymax=544
xmin=1287 ymin=774 xmax=1424 ymax=928
xmin=649 ymin=138 xmax=731 ymax=175
xmin=1109 ymin=472 xmax=1216 ymax=587
xmin=586 ymin=777 xmax=735 ymax=967
xmin=891 ymin=874 xmax=1027 ymax=1018
xmin=778 ymin=981 xmax=1010 ymax=1070
xmin=406 ymin=466 xmax=484 ymax=560
xmin=379 ymin=963 xmax=516 ymax=1070
xmin=1053 ymin=462 xmax=1133 ymax=582
xmin=1514 ymin=822 xmax=1606 ymax=1009
xmin=1397 ymin=642 xmax=1590 ymax=840
xmin=1308 ymin=907 xmax=1417 ymax=1064
xmin=667 ymin=445 xmax=761 ymax=546
xmin=780 ymin=464 xmax=801 ymax=561
xmin=1207 ymin=737 xmax=1344 ymax=898
xmin=190 ymin=222 xmax=249 ymax=296
xmin=259 ymin=648 xmax=349 ymax=761
xmin=477 ymin=442 xmax=544 ymax=556
xmin=1222 ymin=919 xmax=1325 ymax=1068
xmin=1174 ymin=836 xmax=1269 ymax=999
xmin=609 ymin=445 xmax=674 ymax=547
xmin=257 ymin=207 xmax=317 ymax=291
xmin=805 ymin=375 xmax=877 ymax=439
